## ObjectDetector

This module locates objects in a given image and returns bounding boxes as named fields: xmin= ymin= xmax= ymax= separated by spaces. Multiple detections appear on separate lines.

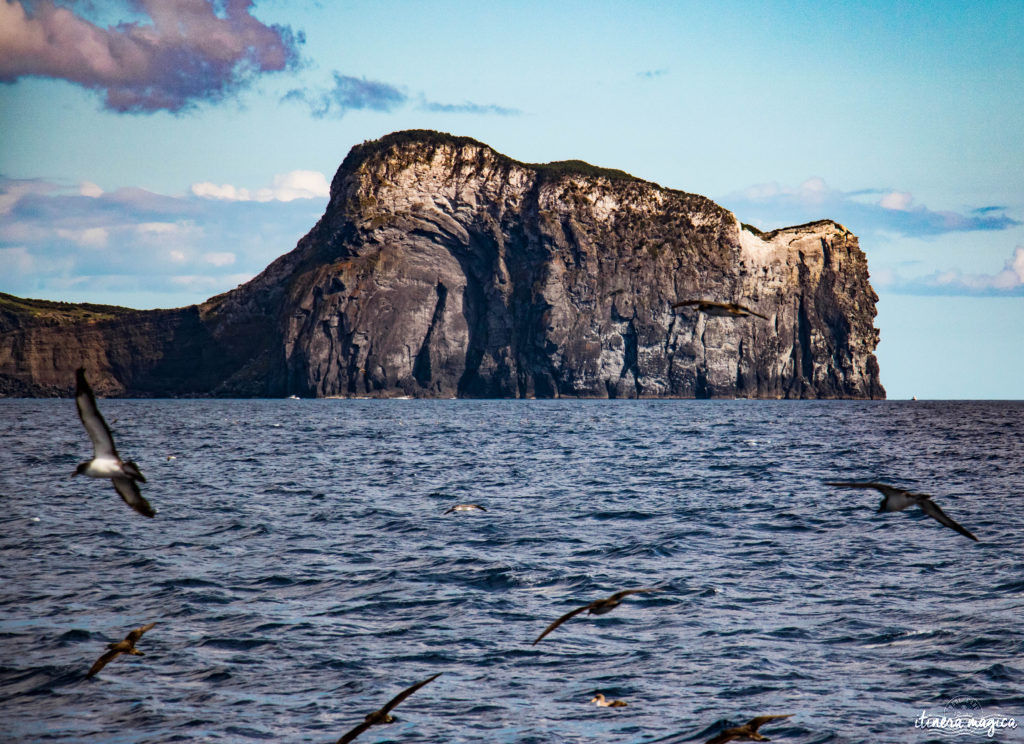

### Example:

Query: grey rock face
xmin=0 ymin=131 xmax=884 ymax=398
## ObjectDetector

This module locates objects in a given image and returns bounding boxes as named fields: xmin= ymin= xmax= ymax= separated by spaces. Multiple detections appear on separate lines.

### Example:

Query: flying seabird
xmin=72 ymin=367 xmax=154 ymax=518
xmin=86 ymin=622 xmax=156 ymax=678
xmin=705 ymin=714 xmax=793 ymax=744
xmin=443 ymin=504 xmax=487 ymax=514
xmin=335 ymin=672 xmax=442 ymax=744
xmin=672 ymin=299 xmax=768 ymax=320
xmin=532 ymin=588 xmax=656 ymax=645
xmin=591 ymin=693 xmax=628 ymax=707
xmin=824 ymin=481 xmax=978 ymax=541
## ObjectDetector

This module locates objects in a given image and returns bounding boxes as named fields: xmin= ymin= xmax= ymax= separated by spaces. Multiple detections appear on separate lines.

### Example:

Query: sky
xmin=1 ymin=0 xmax=1022 ymax=399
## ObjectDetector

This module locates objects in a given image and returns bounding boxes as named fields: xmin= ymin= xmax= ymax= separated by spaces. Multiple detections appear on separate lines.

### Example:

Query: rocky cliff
xmin=0 ymin=130 xmax=884 ymax=399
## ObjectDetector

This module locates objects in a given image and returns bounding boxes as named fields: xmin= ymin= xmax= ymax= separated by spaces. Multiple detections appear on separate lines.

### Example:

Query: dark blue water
xmin=1 ymin=400 xmax=1021 ymax=743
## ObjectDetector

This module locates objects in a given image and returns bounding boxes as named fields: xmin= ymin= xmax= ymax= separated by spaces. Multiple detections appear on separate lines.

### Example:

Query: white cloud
xmin=0 ymin=245 xmax=34 ymax=273
xmin=0 ymin=174 xmax=321 ymax=308
xmin=202 ymin=251 xmax=236 ymax=267
xmin=191 ymin=170 xmax=330 ymax=203
xmin=738 ymin=178 xmax=828 ymax=201
xmin=260 ymin=170 xmax=331 ymax=202
xmin=986 ymin=246 xmax=1024 ymax=289
xmin=79 ymin=181 xmax=103 ymax=198
xmin=191 ymin=182 xmax=252 ymax=201
xmin=723 ymin=178 xmax=1019 ymax=237
xmin=0 ymin=179 xmax=57 ymax=215
xmin=887 ymin=246 xmax=1024 ymax=295
xmin=136 ymin=222 xmax=182 ymax=235
xmin=56 ymin=227 xmax=109 ymax=246
xmin=878 ymin=191 xmax=913 ymax=211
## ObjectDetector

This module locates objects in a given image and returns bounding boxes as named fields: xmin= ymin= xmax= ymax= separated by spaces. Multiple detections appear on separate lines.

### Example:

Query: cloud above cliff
xmin=0 ymin=175 xmax=324 ymax=307
xmin=724 ymin=179 xmax=1019 ymax=238
xmin=0 ymin=0 xmax=303 ymax=113
xmin=191 ymin=170 xmax=330 ymax=202
xmin=282 ymin=74 xmax=406 ymax=118
xmin=417 ymin=98 xmax=521 ymax=116
xmin=283 ymin=71 xmax=520 ymax=118
xmin=877 ymin=246 xmax=1024 ymax=296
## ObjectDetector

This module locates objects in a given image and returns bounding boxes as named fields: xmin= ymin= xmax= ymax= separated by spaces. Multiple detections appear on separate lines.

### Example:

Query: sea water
xmin=1 ymin=399 xmax=1021 ymax=743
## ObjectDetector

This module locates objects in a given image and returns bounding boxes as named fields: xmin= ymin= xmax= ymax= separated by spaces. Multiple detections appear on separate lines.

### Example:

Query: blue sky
xmin=1 ymin=0 xmax=1022 ymax=398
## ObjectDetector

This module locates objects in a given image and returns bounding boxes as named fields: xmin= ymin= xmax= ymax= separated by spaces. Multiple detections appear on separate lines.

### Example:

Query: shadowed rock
xmin=0 ymin=131 xmax=884 ymax=400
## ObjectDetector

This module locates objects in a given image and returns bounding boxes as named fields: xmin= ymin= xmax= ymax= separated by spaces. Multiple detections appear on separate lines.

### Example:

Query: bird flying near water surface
xmin=705 ymin=714 xmax=793 ymax=744
xmin=824 ymin=481 xmax=978 ymax=541
xmin=532 ymin=588 xmax=656 ymax=645
xmin=86 ymin=622 xmax=156 ymax=678
xmin=73 ymin=368 xmax=154 ymax=517
xmin=335 ymin=672 xmax=442 ymax=744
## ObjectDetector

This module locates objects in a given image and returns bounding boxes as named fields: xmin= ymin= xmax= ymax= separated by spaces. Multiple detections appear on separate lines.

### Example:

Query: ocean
xmin=1 ymin=399 xmax=1021 ymax=743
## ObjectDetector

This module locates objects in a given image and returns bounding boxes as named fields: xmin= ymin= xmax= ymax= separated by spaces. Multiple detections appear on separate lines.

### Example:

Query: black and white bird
xmin=335 ymin=673 xmax=441 ymax=744
xmin=672 ymin=299 xmax=768 ymax=320
xmin=705 ymin=714 xmax=793 ymax=744
xmin=824 ymin=481 xmax=978 ymax=541
xmin=73 ymin=367 xmax=154 ymax=518
xmin=532 ymin=588 xmax=656 ymax=645
xmin=86 ymin=622 xmax=156 ymax=678
xmin=443 ymin=504 xmax=487 ymax=514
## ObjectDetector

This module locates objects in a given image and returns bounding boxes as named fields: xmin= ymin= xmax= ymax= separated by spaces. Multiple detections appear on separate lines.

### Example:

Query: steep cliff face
xmin=0 ymin=130 xmax=884 ymax=399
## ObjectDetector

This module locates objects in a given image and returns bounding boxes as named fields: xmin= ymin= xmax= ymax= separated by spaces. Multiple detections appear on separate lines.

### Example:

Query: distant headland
xmin=0 ymin=130 xmax=883 ymax=399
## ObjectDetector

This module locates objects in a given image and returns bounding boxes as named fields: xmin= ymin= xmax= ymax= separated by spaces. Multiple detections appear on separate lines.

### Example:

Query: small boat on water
xmin=287 ymin=395 xmax=300 ymax=400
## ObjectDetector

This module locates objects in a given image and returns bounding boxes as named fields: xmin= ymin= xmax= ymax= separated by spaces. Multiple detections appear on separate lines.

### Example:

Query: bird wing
xmin=335 ymin=719 xmax=374 ymax=744
xmin=86 ymin=648 xmax=122 ymax=678
xmin=75 ymin=368 xmax=118 ymax=460
xmin=824 ymin=481 xmax=909 ymax=499
xmin=734 ymin=304 xmax=769 ymax=320
xmin=607 ymin=588 xmax=657 ymax=602
xmin=125 ymin=622 xmax=157 ymax=644
xmin=379 ymin=672 xmax=442 ymax=716
xmin=112 ymin=476 xmax=155 ymax=518
xmin=122 ymin=460 xmax=146 ymax=483
xmin=704 ymin=729 xmax=738 ymax=744
xmin=532 ymin=604 xmax=591 ymax=644
xmin=671 ymin=299 xmax=702 ymax=309
xmin=920 ymin=499 xmax=979 ymax=541
xmin=747 ymin=714 xmax=793 ymax=730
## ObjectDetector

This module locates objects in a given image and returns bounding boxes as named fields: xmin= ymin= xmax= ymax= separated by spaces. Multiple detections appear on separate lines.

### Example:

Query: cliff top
xmin=743 ymin=219 xmax=851 ymax=240
xmin=338 ymin=129 xmax=648 ymax=187
xmin=0 ymin=292 xmax=136 ymax=325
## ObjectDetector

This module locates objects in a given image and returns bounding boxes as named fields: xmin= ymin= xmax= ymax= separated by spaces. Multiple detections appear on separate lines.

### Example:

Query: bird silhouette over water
xmin=335 ymin=672 xmax=441 ymax=744
xmin=532 ymin=588 xmax=656 ymax=645
xmin=824 ymin=481 xmax=978 ymax=541
xmin=73 ymin=368 xmax=154 ymax=517
xmin=672 ymin=299 xmax=768 ymax=320
xmin=591 ymin=693 xmax=628 ymax=707
xmin=86 ymin=622 xmax=156 ymax=678
xmin=705 ymin=714 xmax=793 ymax=744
